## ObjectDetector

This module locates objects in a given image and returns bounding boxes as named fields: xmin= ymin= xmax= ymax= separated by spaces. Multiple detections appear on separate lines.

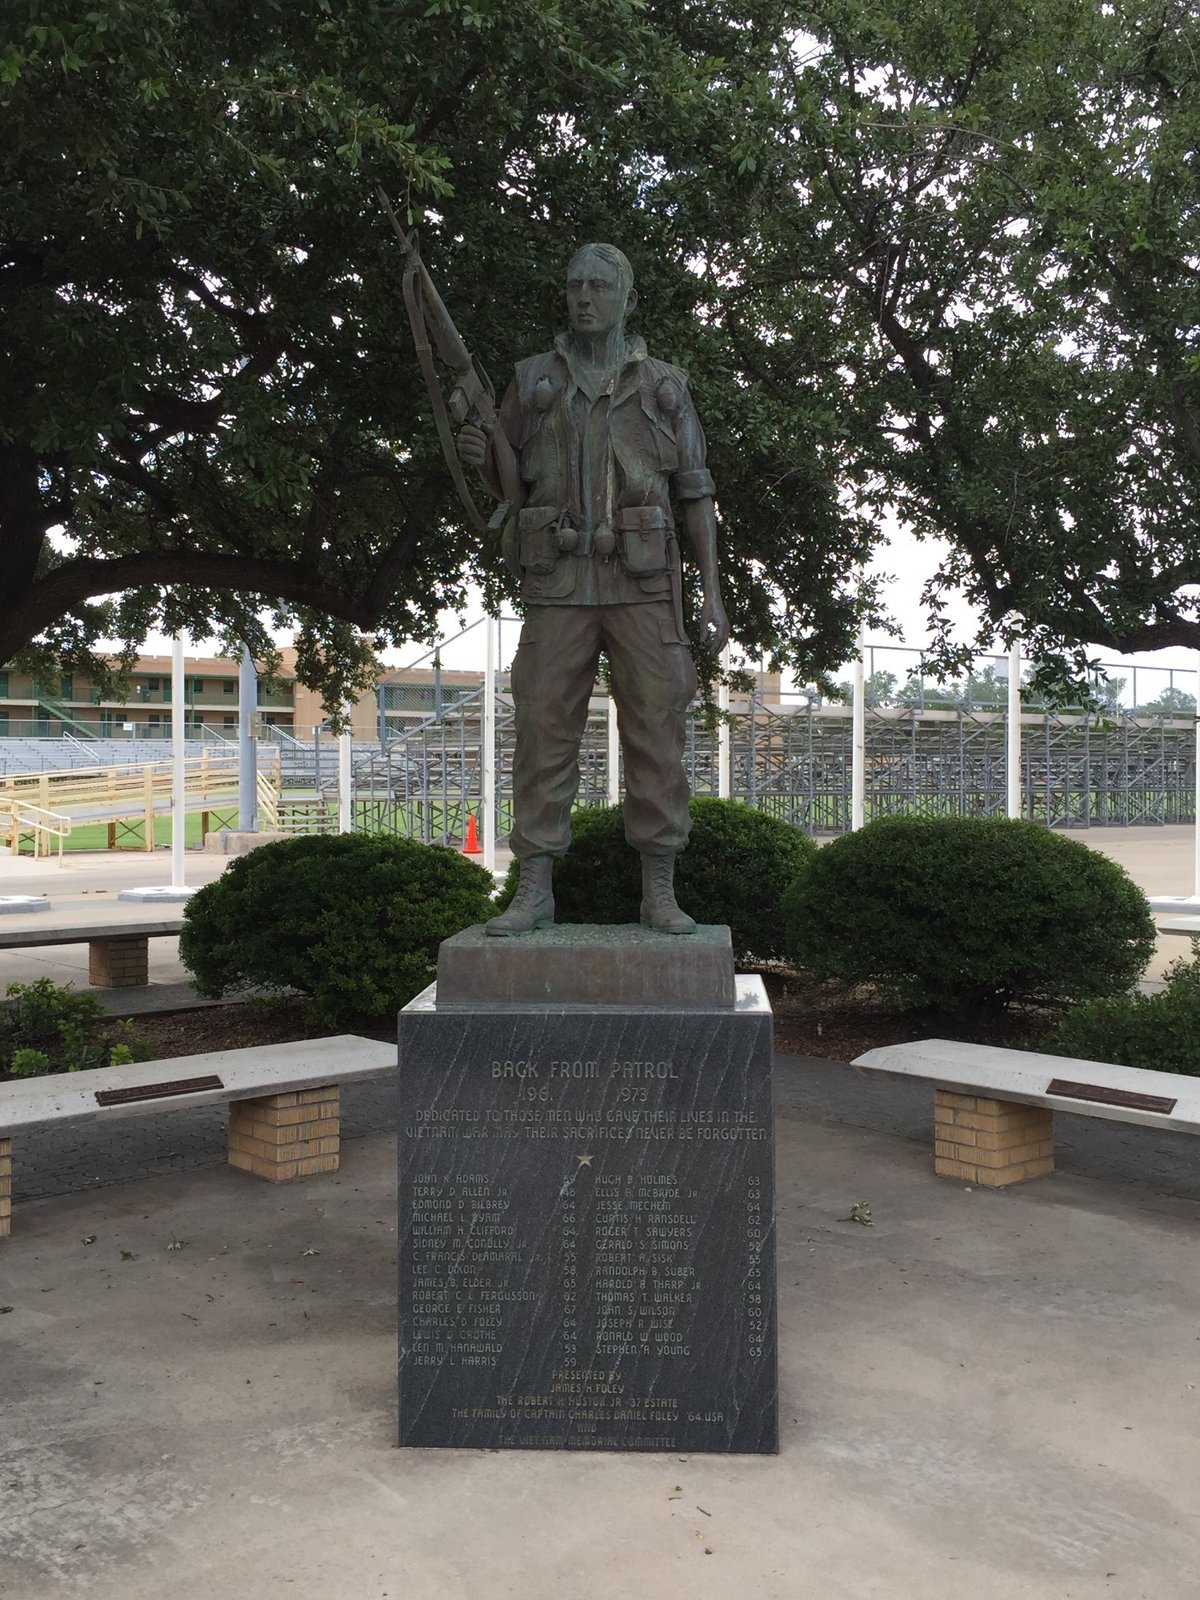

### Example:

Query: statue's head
xmin=565 ymin=244 xmax=637 ymax=341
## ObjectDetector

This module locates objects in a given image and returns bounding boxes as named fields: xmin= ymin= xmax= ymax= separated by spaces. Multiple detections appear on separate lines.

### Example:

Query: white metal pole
xmin=851 ymin=633 xmax=866 ymax=830
xmin=717 ymin=644 xmax=731 ymax=799
xmin=170 ymin=633 xmax=186 ymax=888
xmin=1007 ymin=639 xmax=1022 ymax=820
xmin=337 ymin=708 xmax=352 ymax=834
xmin=607 ymin=692 xmax=620 ymax=805
xmin=483 ymin=616 xmax=497 ymax=871
xmin=238 ymin=643 xmax=258 ymax=832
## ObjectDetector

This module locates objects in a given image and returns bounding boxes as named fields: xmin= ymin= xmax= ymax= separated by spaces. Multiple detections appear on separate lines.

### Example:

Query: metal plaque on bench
xmin=1046 ymin=1078 xmax=1177 ymax=1115
xmin=95 ymin=1074 xmax=224 ymax=1107
xmin=397 ymin=926 xmax=778 ymax=1454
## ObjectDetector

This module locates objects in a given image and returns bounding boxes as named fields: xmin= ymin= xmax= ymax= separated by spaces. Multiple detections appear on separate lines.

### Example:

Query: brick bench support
xmin=227 ymin=1086 xmax=341 ymax=1182
xmin=88 ymin=935 xmax=149 ymax=988
xmin=934 ymin=1090 xmax=1055 ymax=1187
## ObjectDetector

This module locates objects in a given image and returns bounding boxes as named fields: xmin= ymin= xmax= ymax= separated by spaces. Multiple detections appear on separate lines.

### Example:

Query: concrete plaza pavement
xmin=3 ymin=826 xmax=1200 ymax=1596
xmin=4 ymin=1105 xmax=1199 ymax=1600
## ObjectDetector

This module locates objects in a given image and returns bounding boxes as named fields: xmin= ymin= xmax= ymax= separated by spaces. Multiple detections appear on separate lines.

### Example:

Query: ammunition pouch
xmin=617 ymin=505 xmax=670 ymax=577
xmin=517 ymin=506 xmax=563 ymax=576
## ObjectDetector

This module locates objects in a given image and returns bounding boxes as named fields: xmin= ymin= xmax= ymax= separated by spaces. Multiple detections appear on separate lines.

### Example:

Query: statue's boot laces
xmin=487 ymin=854 xmax=555 ymax=936
xmin=639 ymin=853 xmax=696 ymax=935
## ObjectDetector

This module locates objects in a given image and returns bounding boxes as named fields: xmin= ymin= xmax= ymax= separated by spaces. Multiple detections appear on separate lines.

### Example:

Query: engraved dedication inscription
xmin=398 ymin=979 xmax=777 ymax=1453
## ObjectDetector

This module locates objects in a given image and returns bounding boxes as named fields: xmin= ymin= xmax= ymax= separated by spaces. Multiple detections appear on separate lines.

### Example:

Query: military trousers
xmin=508 ymin=600 xmax=698 ymax=860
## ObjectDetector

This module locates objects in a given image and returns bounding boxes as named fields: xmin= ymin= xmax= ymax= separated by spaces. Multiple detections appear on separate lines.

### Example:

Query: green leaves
xmin=783 ymin=816 xmax=1157 ymax=1018
xmin=180 ymin=833 xmax=496 ymax=1025
xmin=1 ymin=977 xmax=150 ymax=1076
xmin=1 ymin=0 xmax=1196 ymax=702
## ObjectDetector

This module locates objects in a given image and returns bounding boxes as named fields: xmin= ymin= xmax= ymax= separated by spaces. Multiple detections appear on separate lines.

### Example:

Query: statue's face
xmin=566 ymin=250 xmax=628 ymax=340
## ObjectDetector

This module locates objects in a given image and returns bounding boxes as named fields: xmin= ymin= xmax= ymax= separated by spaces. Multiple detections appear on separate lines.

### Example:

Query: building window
xmin=223 ymin=715 xmax=236 ymax=728
xmin=0 ymin=672 xmax=9 ymax=696
xmin=60 ymin=674 xmax=73 ymax=700
xmin=223 ymin=680 xmax=236 ymax=694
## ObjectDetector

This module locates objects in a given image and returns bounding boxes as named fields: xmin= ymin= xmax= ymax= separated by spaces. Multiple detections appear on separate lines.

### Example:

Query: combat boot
xmin=487 ymin=854 xmax=555 ymax=936
xmin=639 ymin=853 xmax=697 ymax=935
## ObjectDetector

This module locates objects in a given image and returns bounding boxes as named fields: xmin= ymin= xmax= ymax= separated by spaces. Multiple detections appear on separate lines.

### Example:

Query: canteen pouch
xmin=517 ymin=505 xmax=562 ymax=576
xmin=617 ymin=504 xmax=669 ymax=576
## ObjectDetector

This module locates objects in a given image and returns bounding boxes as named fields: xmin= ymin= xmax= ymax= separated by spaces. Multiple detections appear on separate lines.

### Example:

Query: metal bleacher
xmin=0 ymin=736 xmax=224 ymax=776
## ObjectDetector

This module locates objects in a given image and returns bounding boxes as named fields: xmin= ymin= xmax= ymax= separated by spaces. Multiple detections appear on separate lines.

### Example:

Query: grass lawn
xmin=20 ymin=806 xmax=241 ymax=853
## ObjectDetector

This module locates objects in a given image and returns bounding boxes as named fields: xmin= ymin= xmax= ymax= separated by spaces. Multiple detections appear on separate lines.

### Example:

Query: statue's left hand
xmin=701 ymin=592 xmax=729 ymax=654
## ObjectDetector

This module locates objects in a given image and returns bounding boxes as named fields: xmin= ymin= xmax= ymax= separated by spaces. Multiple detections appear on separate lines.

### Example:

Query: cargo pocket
xmin=617 ymin=505 xmax=670 ymax=577
xmin=518 ymin=506 xmax=562 ymax=577
xmin=660 ymin=612 xmax=698 ymax=702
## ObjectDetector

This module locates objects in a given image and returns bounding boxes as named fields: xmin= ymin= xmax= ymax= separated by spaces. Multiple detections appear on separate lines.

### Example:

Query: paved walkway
xmin=4 ymin=832 xmax=1200 ymax=1596
xmin=4 ymin=1102 xmax=1199 ymax=1599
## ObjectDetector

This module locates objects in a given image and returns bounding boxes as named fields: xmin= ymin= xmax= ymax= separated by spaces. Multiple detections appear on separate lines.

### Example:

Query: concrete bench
xmin=0 ymin=913 xmax=185 ymax=986
xmin=0 ymin=1034 xmax=396 ymax=1237
xmin=852 ymin=1038 xmax=1200 ymax=1189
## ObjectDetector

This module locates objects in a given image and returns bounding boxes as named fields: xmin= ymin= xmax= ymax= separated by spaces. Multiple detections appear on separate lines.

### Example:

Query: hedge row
xmin=179 ymin=810 xmax=1157 ymax=1041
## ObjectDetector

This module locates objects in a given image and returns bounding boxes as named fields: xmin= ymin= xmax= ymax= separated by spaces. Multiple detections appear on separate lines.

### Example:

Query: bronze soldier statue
xmin=459 ymin=244 xmax=728 ymax=936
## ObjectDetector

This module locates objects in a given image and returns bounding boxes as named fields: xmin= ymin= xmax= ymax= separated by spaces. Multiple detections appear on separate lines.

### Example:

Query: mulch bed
xmin=104 ymin=973 xmax=1056 ymax=1066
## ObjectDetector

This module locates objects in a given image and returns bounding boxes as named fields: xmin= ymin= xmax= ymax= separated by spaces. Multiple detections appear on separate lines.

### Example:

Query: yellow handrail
xmin=256 ymin=770 xmax=280 ymax=830
xmin=7 ymin=799 xmax=73 ymax=862
xmin=0 ymin=750 xmax=282 ymax=851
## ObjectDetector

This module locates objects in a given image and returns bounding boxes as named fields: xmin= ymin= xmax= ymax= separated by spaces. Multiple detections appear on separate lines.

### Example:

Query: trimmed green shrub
xmin=497 ymin=798 xmax=817 ymax=961
xmin=1 ymin=977 xmax=149 ymax=1078
xmin=782 ymin=816 xmax=1155 ymax=1018
xmin=1041 ymin=954 xmax=1200 ymax=1075
xmin=180 ymin=833 xmax=496 ymax=1026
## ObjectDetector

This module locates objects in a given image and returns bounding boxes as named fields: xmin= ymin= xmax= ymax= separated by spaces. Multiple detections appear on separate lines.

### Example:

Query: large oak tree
xmin=2 ymin=0 xmax=1196 ymax=702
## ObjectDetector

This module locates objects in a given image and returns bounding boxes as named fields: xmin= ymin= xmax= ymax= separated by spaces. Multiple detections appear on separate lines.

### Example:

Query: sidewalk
xmin=3 ymin=831 xmax=1200 ymax=1596
xmin=0 ymin=846 xmax=229 ymax=995
xmin=3 ymin=1103 xmax=1198 ymax=1600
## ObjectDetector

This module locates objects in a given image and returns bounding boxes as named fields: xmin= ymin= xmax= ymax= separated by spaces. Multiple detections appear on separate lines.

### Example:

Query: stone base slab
xmin=204 ymin=830 xmax=291 ymax=856
xmin=436 ymin=922 xmax=736 ymax=1008
xmin=398 ymin=975 xmax=777 ymax=1453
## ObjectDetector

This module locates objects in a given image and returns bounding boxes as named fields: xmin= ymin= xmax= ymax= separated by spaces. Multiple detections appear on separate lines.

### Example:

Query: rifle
xmin=377 ymin=187 xmax=520 ymax=548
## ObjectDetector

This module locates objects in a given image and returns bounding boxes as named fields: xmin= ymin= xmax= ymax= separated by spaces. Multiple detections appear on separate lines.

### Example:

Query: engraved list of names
xmin=398 ymin=980 xmax=777 ymax=1453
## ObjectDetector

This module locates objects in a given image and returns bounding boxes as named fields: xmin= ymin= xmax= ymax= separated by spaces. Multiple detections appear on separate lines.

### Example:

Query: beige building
xmin=0 ymin=647 xmax=492 ymax=743
xmin=0 ymin=645 xmax=776 ymax=744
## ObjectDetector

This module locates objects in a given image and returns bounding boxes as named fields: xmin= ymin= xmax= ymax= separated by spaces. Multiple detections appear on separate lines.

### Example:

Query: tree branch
xmin=0 ymin=552 xmax=383 ymax=665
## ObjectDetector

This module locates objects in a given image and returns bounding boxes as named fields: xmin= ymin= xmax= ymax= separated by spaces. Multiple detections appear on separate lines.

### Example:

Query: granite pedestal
xmin=398 ymin=924 xmax=778 ymax=1454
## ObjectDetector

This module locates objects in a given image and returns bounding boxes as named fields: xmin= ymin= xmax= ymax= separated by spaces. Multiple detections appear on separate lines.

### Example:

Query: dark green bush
xmin=782 ymin=816 xmax=1155 ymax=1018
xmin=497 ymin=798 xmax=816 ymax=961
xmin=1041 ymin=954 xmax=1200 ymax=1075
xmin=1 ymin=978 xmax=149 ymax=1078
xmin=180 ymin=833 xmax=495 ymax=1026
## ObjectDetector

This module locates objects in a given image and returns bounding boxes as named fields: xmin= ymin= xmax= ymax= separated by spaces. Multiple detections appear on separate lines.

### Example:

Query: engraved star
xmin=575 ymin=1152 xmax=595 ymax=1167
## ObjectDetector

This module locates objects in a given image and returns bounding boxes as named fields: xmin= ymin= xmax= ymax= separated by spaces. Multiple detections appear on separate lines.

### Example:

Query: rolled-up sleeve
xmin=673 ymin=466 xmax=716 ymax=500
xmin=671 ymin=378 xmax=716 ymax=501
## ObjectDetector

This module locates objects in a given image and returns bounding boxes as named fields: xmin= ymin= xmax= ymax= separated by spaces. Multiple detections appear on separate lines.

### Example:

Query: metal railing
xmin=0 ymin=748 xmax=281 ymax=850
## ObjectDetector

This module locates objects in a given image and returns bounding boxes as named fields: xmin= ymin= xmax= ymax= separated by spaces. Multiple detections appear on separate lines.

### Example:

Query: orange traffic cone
xmin=462 ymin=812 xmax=482 ymax=855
